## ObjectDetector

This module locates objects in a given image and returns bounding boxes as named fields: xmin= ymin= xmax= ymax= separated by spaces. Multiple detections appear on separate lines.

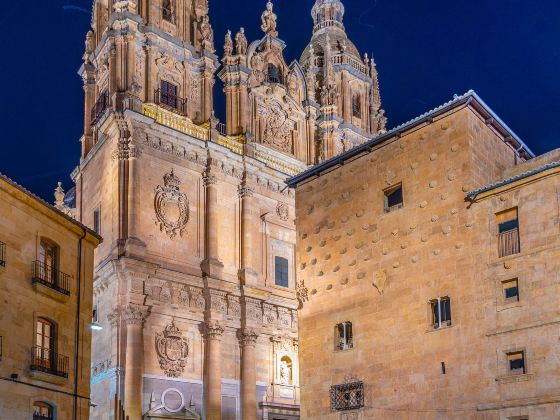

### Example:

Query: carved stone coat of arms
xmin=155 ymin=321 xmax=189 ymax=378
xmin=154 ymin=170 xmax=189 ymax=239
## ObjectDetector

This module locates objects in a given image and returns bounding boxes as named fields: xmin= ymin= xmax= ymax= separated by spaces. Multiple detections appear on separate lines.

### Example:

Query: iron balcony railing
xmin=33 ymin=414 xmax=53 ymax=420
xmin=0 ymin=241 xmax=5 ymax=266
xmin=30 ymin=346 xmax=69 ymax=378
xmin=498 ymin=228 xmax=520 ymax=258
xmin=91 ymin=91 xmax=110 ymax=125
xmin=154 ymin=88 xmax=186 ymax=115
xmin=32 ymin=261 xmax=71 ymax=296
xmin=330 ymin=381 xmax=364 ymax=411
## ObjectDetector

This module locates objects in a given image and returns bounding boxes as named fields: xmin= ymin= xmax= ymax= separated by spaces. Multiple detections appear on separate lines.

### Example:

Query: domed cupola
xmin=311 ymin=0 xmax=346 ymax=34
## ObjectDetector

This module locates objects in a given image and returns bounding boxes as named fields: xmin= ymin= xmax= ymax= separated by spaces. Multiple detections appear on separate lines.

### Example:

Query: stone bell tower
xmin=76 ymin=1 xmax=302 ymax=419
xmin=300 ymin=0 xmax=387 ymax=160
xmin=81 ymin=0 xmax=218 ymax=158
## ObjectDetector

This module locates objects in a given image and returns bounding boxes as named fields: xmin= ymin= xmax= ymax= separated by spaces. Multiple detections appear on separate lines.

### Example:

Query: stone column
xmin=82 ymin=81 xmax=96 ymax=157
xmin=122 ymin=304 xmax=148 ymax=419
xmin=204 ymin=321 xmax=224 ymax=420
xmin=201 ymin=171 xmax=223 ymax=278
xmin=240 ymin=329 xmax=258 ymax=420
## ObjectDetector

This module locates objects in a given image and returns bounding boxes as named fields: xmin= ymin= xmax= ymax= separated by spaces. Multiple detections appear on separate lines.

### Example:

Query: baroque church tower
xmin=74 ymin=0 xmax=384 ymax=419
xmin=218 ymin=0 xmax=386 ymax=165
xmin=77 ymin=0 xmax=303 ymax=419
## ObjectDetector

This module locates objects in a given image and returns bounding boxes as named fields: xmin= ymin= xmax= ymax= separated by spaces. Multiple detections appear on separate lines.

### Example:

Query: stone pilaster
xmin=201 ymin=171 xmax=224 ymax=278
xmin=122 ymin=304 xmax=149 ymax=419
xmin=239 ymin=329 xmax=259 ymax=420
xmin=238 ymin=181 xmax=259 ymax=285
xmin=203 ymin=321 xmax=225 ymax=420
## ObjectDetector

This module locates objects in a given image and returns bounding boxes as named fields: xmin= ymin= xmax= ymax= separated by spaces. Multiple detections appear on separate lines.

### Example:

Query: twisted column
xmin=122 ymin=304 xmax=149 ymax=419
xmin=204 ymin=321 xmax=224 ymax=420
xmin=240 ymin=329 xmax=258 ymax=420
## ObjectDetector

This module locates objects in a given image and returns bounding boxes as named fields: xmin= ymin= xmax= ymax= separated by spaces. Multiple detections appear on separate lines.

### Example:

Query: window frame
xmin=502 ymin=278 xmax=519 ymax=303
xmin=162 ymin=0 xmax=176 ymax=24
xmin=93 ymin=206 xmax=101 ymax=235
xmin=506 ymin=350 xmax=526 ymax=375
xmin=429 ymin=296 xmax=452 ymax=330
xmin=274 ymin=256 xmax=290 ymax=288
xmin=159 ymin=79 xmax=179 ymax=110
xmin=334 ymin=321 xmax=353 ymax=351
xmin=33 ymin=401 xmax=55 ymax=420
xmin=384 ymin=183 xmax=404 ymax=213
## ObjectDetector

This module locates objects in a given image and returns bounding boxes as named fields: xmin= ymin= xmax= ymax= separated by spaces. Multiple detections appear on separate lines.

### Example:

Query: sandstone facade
xmin=0 ymin=175 xmax=100 ymax=419
xmin=288 ymin=92 xmax=559 ymax=419
xmin=74 ymin=0 xmax=383 ymax=418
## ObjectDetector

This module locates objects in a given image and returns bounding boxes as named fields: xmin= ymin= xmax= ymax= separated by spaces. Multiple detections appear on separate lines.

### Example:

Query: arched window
xmin=352 ymin=94 xmax=361 ymax=118
xmin=35 ymin=318 xmax=55 ymax=369
xmin=267 ymin=64 xmax=282 ymax=84
xmin=33 ymin=401 xmax=54 ymax=420
xmin=162 ymin=0 xmax=176 ymax=23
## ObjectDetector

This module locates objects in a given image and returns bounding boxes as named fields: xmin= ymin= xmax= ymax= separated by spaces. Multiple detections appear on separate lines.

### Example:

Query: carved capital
xmin=107 ymin=307 xmax=122 ymax=328
xmin=122 ymin=304 xmax=149 ymax=326
xmin=203 ymin=173 xmax=217 ymax=187
xmin=203 ymin=321 xmax=225 ymax=339
xmin=238 ymin=183 xmax=254 ymax=198
xmin=239 ymin=329 xmax=259 ymax=347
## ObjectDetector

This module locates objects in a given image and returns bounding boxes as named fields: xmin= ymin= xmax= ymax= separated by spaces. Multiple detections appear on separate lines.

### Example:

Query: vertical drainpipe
xmin=73 ymin=228 xmax=87 ymax=420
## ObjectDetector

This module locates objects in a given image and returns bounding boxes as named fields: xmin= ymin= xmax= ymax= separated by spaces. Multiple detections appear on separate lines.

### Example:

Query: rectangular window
xmin=274 ymin=256 xmax=289 ymax=287
xmin=93 ymin=207 xmax=101 ymax=235
xmin=502 ymin=279 xmax=519 ymax=302
xmin=384 ymin=184 xmax=403 ymax=213
xmin=430 ymin=297 xmax=451 ymax=329
xmin=330 ymin=381 xmax=364 ymax=411
xmin=507 ymin=350 xmax=526 ymax=375
xmin=496 ymin=208 xmax=520 ymax=257
xmin=160 ymin=80 xmax=178 ymax=110
xmin=335 ymin=322 xmax=353 ymax=351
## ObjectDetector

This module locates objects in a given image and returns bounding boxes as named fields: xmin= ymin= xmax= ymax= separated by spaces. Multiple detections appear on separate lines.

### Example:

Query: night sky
xmin=1 ymin=0 xmax=559 ymax=201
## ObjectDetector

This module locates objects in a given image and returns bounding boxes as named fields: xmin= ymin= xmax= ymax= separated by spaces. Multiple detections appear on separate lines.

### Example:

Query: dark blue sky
xmin=1 ymin=0 xmax=558 ymax=200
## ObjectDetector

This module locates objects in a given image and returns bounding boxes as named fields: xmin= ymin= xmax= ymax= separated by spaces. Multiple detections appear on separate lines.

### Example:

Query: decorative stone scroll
xmin=154 ymin=170 xmax=189 ymax=239
xmin=155 ymin=321 xmax=189 ymax=378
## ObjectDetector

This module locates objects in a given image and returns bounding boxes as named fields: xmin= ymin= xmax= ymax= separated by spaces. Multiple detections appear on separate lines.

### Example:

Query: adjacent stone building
xmin=0 ymin=174 xmax=101 ymax=419
xmin=71 ymin=0 xmax=385 ymax=418
xmin=287 ymin=91 xmax=560 ymax=419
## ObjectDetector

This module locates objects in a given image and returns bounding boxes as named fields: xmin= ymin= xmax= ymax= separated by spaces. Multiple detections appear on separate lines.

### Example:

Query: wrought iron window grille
xmin=330 ymin=381 xmax=364 ymax=411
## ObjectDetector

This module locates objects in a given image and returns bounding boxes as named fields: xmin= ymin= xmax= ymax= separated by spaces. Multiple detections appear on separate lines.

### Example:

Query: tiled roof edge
xmin=286 ymin=90 xmax=535 ymax=188
xmin=0 ymin=172 xmax=102 ymax=242
xmin=466 ymin=161 xmax=560 ymax=198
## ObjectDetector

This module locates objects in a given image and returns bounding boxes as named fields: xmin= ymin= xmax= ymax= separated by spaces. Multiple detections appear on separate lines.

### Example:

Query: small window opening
xmin=507 ymin=350 xmax=526 ymax=375
xmin=502 ymin=279 xmax=519 ymax=302
xmin=430 ymin=297 xmax=451 ymax=329
xmin=93 ymin=207 xmax=101 ymax=235
xmin=384 ymin=184 xmax=403 ymax=213
xmin=335 ymin=321 xmax=353 ymax=351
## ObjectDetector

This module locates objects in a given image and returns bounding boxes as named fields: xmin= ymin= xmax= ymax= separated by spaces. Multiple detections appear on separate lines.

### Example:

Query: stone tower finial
xmin=223 ymin=30 xmax=233 ymax=58
xmin=311 ymin=0 xmax=345 ymax=34
xmin=261 ymin=1 xmax=278 ymax=37
xmin=235 ymin=28 xmax=248 ymax=56
xmin=54 ymin=182 xmax=65 ymax=207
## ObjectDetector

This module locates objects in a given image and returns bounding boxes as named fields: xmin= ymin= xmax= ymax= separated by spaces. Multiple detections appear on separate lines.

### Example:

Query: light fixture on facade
xmin=90 ymin=322 xmax=103 ymax=331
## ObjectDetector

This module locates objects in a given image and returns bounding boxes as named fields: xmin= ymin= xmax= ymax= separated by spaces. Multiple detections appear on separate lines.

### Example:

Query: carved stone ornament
xmin=258 ymin=98 xmax=294 ymax=153
xmin=154 ymin=170 xmax=189 ymax=239
xmin=155 ymin=321 xmax=189 ymax=378
xmin=372 ymin=269 xmax=387 ymax=295
xmin=276 ymin=202 xmax=289 ymax=221
xmin=296 ymin=280 xmax=309 ymax=308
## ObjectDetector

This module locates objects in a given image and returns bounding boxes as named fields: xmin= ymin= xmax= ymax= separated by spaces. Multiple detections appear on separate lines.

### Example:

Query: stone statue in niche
xmin=154 ymin=169 xmax=189 ymax=239
xmin=287 ymin=72 xmax=298 ymax=98
xmin=261 ymin=1 xmax=278 ymax=37
xmin=155 ymin=321 xmax=189 ymax=378
xmin=251 ymin=52 xmax=266 ymax=83
xmin=279 ymin=355 xmax=292 ymax=385
xmin=223 ymin=30 xmax=233 ymax=57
